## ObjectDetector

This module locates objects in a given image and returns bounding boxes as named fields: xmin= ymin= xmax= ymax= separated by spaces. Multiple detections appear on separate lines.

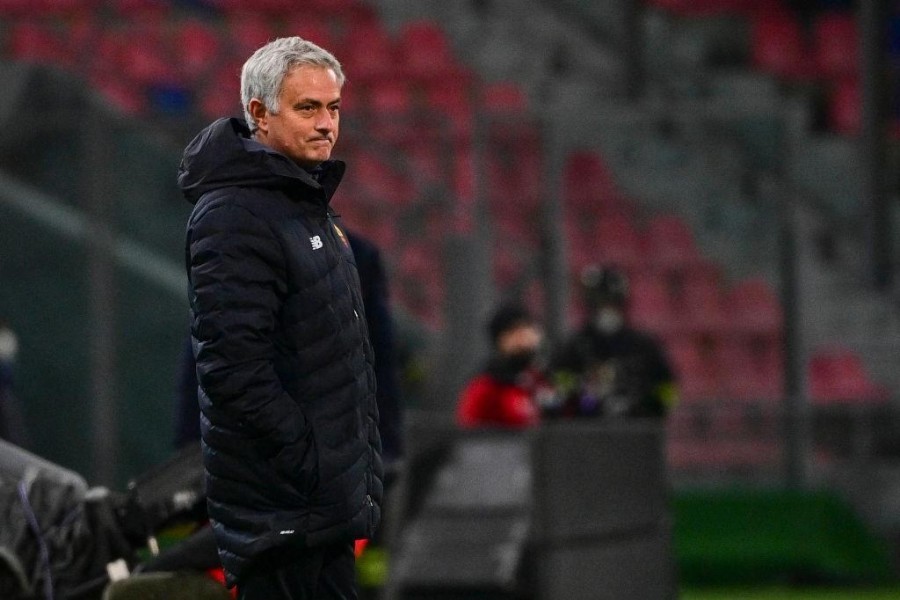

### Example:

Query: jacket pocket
xmin=270 ymin=426 xmax=319 ymax=497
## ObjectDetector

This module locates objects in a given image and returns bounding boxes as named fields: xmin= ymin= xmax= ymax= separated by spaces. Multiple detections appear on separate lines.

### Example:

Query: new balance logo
xmin=310 ymin=235 xmax=323 ymax=250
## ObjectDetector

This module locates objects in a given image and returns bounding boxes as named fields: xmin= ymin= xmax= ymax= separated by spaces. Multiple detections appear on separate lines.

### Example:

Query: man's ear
xmin=248 ymin=98 xmax=268 ymax=133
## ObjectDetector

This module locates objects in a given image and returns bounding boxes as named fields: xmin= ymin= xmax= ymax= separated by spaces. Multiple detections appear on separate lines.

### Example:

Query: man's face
xmin=251 ymin=65 xmax=341 ymax=168
xmin=497 ymin=323 xmax=542 ymax=357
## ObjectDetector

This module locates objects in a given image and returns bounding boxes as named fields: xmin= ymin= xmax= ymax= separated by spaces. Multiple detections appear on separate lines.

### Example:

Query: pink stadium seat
xmin=827 ymin=76 xmax=860 ymax=136
xmin=808 ymin=347 xmax=890 ymax=404
xmin=812 ymin=11 xmax=858 ymax=80
xmin=664 ymin=336 xmax=722 ymax=401
xmin=481 ymin=81 xmax=529 ymax=114
xmin=562 ymin=150 xmax=628 ymax=215
xmin=750 ymin=10 xmax=814 ymax=80
xmin=424 ymin=75 xmax=476 ymax=140
xmin=397 ymin=20 xmax=457 ymax=82
xmin=90 ymin=73 xmax=146 ymax=115
xmin=115 ymin=35 xmax=175 ymax=87
xmin=590 ymin=213 xmax=645 ymax=271
xmin=679 ymin=264 xmax=731 ymax=335
xmin=349 ymin=150 xmax=416 ymax=208
xmin=225 ymin=14 xmax=276 ymax=60
xmin=717 ymin=337 xmax=784 ymax=401
xmin=628 ymin=272 xmax=679 ymax=337
xmin=725 ymin=276 xmax=783 ymax=335
xmin=198 ymin=61 xmax=243 ymax=120
xmin=366 ymin=79 xmax=414 ymax=114
xmin=7 ymin=21 xmax=71 ymax=66
xmin=340 ymin=21 xmax=396 ymax=83
xmin=643 ymin=213 xmax=702 ymax=271
xmin=173 ymin=19 xmax=223 ymax=81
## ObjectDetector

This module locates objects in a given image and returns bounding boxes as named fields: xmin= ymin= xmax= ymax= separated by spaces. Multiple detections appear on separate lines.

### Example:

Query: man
xmin=552 ymin=266 xmax=677 ymax=418
xmin=179 ymin=37 xmax=382 ymax=599
xmin=456 ymin=303 xmax=555 ymax=428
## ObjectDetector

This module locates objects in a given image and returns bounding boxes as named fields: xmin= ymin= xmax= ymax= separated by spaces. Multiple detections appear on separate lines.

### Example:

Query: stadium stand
xmin=0 ymin=0 xmax=896 ymax=522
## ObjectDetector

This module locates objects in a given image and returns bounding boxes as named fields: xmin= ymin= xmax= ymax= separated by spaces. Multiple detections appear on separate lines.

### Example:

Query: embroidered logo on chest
xmin=310 ymin=235 xmax=323 ymax=250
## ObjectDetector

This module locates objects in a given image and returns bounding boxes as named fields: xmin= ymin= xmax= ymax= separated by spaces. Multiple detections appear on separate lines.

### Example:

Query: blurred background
xmin=2 ymin=0 xmax=900 ymax=596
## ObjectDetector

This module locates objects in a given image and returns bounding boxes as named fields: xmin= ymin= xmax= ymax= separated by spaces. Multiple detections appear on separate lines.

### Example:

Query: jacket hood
xmin=177 ymin=117 xmax=345 ymax=205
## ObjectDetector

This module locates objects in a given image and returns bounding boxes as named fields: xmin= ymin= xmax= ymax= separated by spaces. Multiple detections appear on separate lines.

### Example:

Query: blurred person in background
xmin=179 ymin=37 xmax=381 ymax=600
xmin=456 ymin=303 xmax=556 ymax=429
xmin=551 ymin=265 xmax=677 ymax=419
xmin=0 ymin=319 xmax=27 ymax=447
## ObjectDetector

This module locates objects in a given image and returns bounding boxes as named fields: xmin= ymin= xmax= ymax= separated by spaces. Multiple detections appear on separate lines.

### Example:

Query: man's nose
xmin=315 ymin=109 xmax=335 ymax=132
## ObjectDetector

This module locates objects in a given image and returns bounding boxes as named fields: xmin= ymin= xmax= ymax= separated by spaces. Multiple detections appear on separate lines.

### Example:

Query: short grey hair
xmin=240 ymin=36 xmax=345 ymax=132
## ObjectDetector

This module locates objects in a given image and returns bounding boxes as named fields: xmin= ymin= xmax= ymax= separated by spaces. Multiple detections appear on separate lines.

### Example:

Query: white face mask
xmin=594 ymin=307 xmax=624 ymax=334
xmin=0 ymin=328 xmax=19 ymax=361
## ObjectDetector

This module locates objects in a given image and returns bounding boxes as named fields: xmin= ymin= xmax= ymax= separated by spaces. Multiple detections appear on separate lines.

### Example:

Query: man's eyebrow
xmin=294 ymin=97 xmax=342 ymax=107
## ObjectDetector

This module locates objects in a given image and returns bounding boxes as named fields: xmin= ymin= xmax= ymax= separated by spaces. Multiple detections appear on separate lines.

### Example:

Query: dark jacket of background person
xmin=346 ymin=232 xmax=403 ymax=461
xmin=551 ymin=266 xmax=677 ymax=419
xmin=552 ymin=325 xmax=675 ymax=418
xmin=179 ymin=117 xmax=383 ymax=586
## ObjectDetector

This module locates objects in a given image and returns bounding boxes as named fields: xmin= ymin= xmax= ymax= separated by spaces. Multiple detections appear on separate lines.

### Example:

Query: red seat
xmin=725 ymin=277 xmax=783 ymax=335
xmin=173 ymin=19 xmax=223 ymax=81
xmin=90 ymin=73 xmax=146 ymax=115
xmin=590 ymin=214 xmax=645 ymax=271
xmin=750 ymin=10 xmax=814 ymax=80
xmin=198 ymin=61 xmax=243 ymax=120
xmin=340 ymin=22 xmax=396 ymax=83
xmin=225 ymin=14 xmax=276 ymax=60
xmin=807 ymin=347 xmax=889 ymax=404
xmin=397 ymin=20 xmax=457 ymax=82
xmin=679 ymin=264 xmax=731 ymax=335
xmin=628 ymin=272 xmax=679 ymax=337
xmin=424 ymin=75 xmax=476 ymax=141
xmin=717 ymin=337 xmax=784 ymax=401
xmin=346 ymin=150 xmax=416 ymax=208
xmin=7 ymin=21 xmax=71 ymax=66
xmin=366 ymin=79 xmax=414 ymax=114
xmin=827 ymin=76 xmax=860 ymax=137
xmin=812 ymin=11 xmax=858 ymax=80
xmin=562 ymin=150 xmax=629 ymax=216
xmin=481 ymin=81 xmax=528 ymax=115
xmin=643 ymin=214 xmax=702 ymax=271
xmin=664 ymin=336 xmax=722 ymax=402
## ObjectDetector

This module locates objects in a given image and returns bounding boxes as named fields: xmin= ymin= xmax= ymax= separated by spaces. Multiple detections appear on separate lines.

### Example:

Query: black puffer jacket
xmin=179 ymin=118 xmax=382 ymax=586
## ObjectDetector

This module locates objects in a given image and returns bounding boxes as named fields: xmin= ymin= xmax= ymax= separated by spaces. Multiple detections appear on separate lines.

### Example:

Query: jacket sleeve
xmin=187 ymin=201 xmax=307 ymax=452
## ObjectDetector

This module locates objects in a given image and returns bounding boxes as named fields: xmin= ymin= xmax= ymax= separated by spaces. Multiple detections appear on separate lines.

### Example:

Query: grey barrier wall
xmin=389 ymin=413 xmax=677 ymax=600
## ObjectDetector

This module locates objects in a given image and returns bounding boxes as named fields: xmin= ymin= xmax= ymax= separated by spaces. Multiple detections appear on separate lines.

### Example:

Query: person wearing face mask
xmin=456 ymin=303 xmax=556 ymax=429
xmin=550 ymin=266 xmax=677 ymax=419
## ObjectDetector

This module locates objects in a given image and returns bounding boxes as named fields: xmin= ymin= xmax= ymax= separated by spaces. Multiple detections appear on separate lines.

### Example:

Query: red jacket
xmin=456 ymin=367 xmax=544 ymax=429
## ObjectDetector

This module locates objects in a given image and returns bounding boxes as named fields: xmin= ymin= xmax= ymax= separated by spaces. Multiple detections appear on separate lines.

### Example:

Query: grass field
xmin=681 ymin=587 xmax=900 ymax=600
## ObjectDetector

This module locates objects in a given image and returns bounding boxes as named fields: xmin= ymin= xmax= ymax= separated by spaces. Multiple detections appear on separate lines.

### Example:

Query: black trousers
xmin=236 ymin=542 xmax=358 ymax=600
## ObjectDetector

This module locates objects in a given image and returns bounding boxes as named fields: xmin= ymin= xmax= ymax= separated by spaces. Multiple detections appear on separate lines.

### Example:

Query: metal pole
xmin=84 ymin=103 xmax=118 ymax=486
xmin=859 ymin=0 xmax=891 ymax=288
xmin=778 ymin=184 xmax=807 ymax=488
xmin=540 ymin=123 xmax=568 ymax=349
